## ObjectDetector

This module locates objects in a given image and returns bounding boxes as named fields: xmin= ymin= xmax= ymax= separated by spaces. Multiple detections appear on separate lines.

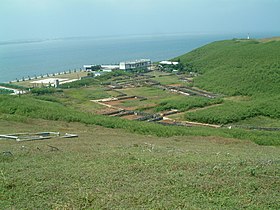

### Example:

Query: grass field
xmin=231 ymin=116 xmax=280 ymax=128
xmin=1 ymin=118 xmax=279 ymax=209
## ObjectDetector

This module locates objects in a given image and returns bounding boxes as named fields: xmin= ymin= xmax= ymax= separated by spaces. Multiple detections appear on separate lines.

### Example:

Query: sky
xmin=1 ymin=0 xmax=280 ymax=41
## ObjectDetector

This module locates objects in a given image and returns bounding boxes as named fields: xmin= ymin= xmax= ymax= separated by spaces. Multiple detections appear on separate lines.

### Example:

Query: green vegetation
xmin=155 ymin=96 xmax=222 ymax=112
xmin=59 ymin=77 xmax=99 ymax=88
xmin=0 ymin=89 xmax=13 ymax=95
xmin=31 ymin=88 xmax=63 ymax=95
xmin=176 ymin=39 xmax=280 ymax=96
xmin=64 ymin=87 xmax=110 ymax=101
xmin=176 ymin=38 xmax=280 ymax=125
xmin=1 ymin=119 xmax=279 ymax=209
xmin=152 ymin=74 xmax=184 ymax=85
xmin=0 ymin=83 xmax=28 ymax=90
xmin=185 ymin=94 xmax=280 ymax=124
xmin=232 ymin=116 xmax=280 ymax=128
xmin=119 ymin=87 xmax=183 ymax=111
xmin=186 ymin=101 xmax=258 ymax=124
xmin=0 ymin=95 xmax=280 ymax=146
xmin=59 ymin=71 xmax=131 ymax=89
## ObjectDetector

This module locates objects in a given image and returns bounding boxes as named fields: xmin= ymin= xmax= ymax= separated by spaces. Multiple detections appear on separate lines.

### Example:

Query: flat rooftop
xmin=30 ymin=78 xmax=68 ymax=84
xmin=120 ymin=59 xmax=151 ymax=65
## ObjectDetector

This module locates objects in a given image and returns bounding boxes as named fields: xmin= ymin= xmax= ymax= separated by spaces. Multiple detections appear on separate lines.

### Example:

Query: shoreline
xmin=6 ymin=69 xmax=86 ymax=85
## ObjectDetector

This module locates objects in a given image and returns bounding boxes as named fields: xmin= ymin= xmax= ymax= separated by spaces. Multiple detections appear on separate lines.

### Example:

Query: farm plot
xmin=149 ymin=73 xmax=186 ymax=85
xmin=103 ymin=97 xmax=143 ymax=111
xmin=185 ymin=101 xmax=260 ymax=125
xmin=117 ymin=87 xmax=182 ymax=111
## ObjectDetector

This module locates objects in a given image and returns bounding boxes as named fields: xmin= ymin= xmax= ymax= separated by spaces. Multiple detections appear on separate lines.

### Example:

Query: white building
xmin=159 ymin=61 xmax=179 ymax=65
xmin=30 ymin=78 xmax=78 ymax=87
xmin=119 ymin=59 xmax=151 ymax=70
xmin=83 ymin=65 xmax=100 ymax=71
xmin=101 ymin=65 xmax=119 ymax=71
xmin=83 ymin=64 xmax=119 ymax=72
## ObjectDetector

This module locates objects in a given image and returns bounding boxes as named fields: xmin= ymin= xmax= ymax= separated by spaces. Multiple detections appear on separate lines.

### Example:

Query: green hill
xmin=176 ymin=38 xmax=280 ymax=96
xmin=174 ymin=38 xmax=280 ymax=125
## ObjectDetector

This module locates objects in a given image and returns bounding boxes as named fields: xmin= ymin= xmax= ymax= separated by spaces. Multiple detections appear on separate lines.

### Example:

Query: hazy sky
xmin=1 ymin=0 xmax=280 ymax=40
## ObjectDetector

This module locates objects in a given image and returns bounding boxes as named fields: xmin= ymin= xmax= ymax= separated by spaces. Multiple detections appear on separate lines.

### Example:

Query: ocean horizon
xmin=0 ymin=32 xmax=278 ymax=83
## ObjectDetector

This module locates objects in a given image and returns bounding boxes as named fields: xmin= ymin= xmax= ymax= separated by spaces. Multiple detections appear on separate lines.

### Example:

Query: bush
xmin=155 ymin=97 xmax=223 ymax=112
xmin=31 ymin=88 xmax=63 ymax=95
xmin=0 ymin=83 xmax=28 ymax=90
xmin=176 ymin=40 xmax=280 ymax=96
xmin=0 ymin=89 xmax=13 ymax=95
xmin=186 ymin=101 xmax=260 ymax=124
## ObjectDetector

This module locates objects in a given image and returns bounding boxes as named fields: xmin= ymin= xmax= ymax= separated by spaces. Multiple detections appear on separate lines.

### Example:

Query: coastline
xmin=6 ymin=69 xmax=88 ymax=88
xmin=9 ymin=69 xmax=82 ymax=83
xmin=0 ymin=34 xmax=228 ymax=83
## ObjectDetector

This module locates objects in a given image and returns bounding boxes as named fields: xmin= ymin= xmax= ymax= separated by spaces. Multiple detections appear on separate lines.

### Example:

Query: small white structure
xmin=83 ymin=65 xmax=99 ymax=71
xmin=247 ymin=33 xmax=250 ymax=40
xmin=119 ymin=59 xmax=151 ymax=70
xmin=83 ymin=64 xmax=119 ymax=72
xmin=101 ymin=65 xmax=119 ymax=70
xmin=159 ymin=61 xmax=179 ymax=65
xmin=54 ymin=79 xmax=59 ymax=88
xmin=30 ymin=78 xmax=78 ymax=87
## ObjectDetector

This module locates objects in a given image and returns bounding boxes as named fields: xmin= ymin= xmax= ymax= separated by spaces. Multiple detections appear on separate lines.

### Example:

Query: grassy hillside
xmin=1 ymin=119 xmax=279 ymax=209
xmin=176 ymin=38 xmax=280 ymax=96
xmin=175 ymin=38 xmax=280 ymax=125
xmin=0 ymin=95 xmax=280 ymax=146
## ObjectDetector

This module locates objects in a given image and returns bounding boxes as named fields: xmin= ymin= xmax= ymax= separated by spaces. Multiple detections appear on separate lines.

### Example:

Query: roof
xmin=30 ymin=78 xmax=67 ymax=84
xmin=120 ymin=59 xmax=151 ymax=65
xmin=159 ymin=61 xmax=179 ymax=65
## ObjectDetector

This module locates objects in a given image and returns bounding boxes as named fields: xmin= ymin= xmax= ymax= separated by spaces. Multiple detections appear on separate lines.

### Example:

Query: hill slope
xmin=1 ymin=118 xmax=279 ymax=209
xmin=175 ymin=38 xmax=280 ymax=124
xmin=177 ymin=38 xmax=280 ymax=96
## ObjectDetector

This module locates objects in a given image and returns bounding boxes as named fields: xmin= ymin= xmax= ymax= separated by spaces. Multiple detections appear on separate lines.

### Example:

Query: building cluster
xmin=119 ymin=59 xmax=151 ymax=70
xmin=83 ymin=59 xmax=151 ymax=72
xmin=159 ymin=61 xmax=179 ymax=65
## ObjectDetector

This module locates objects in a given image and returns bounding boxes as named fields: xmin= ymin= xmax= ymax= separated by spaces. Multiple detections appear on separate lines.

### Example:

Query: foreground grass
xmin=1 ymin=119 xmax=279 ymax=209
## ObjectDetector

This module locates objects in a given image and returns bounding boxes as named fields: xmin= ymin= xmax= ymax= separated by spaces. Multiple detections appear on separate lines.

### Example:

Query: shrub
xmin=186 ymin=101 xmax=260 ymax=124
xmin=155 ymin=97 xmax=223 ymax=112
xmin=31 ymin=88 xmax=63 ymax=95
xmin=0 ymin=89 xmax=13 ymax=95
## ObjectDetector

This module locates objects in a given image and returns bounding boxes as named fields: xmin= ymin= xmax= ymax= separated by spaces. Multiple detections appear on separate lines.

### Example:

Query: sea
xmin=0 ymin=32 xmax=278 ymax=82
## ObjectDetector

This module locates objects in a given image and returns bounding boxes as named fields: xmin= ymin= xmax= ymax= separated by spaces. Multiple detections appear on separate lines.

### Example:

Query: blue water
xmin=0 ymin=33 xmax=276 ymax=82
